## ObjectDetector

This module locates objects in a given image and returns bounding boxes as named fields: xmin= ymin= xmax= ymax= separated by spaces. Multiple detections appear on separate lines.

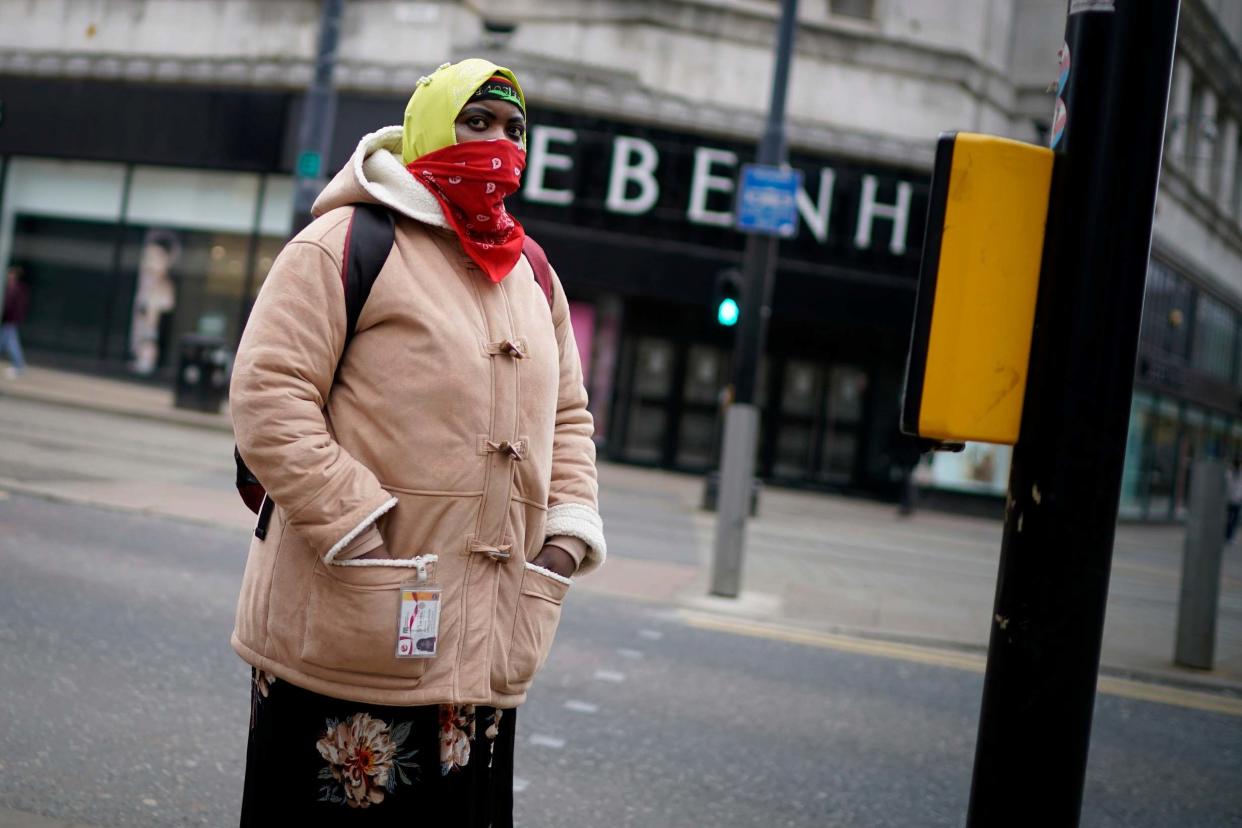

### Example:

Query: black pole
xmin=710 ymin=0 xmax=799 ymax=596
xmin=291 ymin=0 xmax=344 ymax=233
xmin=966 ymin=2 xmax=1180 ymax=825
xmin=732 ymin=0 xmax=797 ymax=406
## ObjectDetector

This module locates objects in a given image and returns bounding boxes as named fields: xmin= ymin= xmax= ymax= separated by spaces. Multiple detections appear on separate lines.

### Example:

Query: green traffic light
xmin=717 ymin=297 xmax=740 ymax=326
xmin=297 ymin=151 xmax=322 ymax=178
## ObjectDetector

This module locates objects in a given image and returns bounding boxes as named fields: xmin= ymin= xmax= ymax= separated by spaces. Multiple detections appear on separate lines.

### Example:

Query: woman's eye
xmin=467 ymin=116 xmax=488 ymax=129
xmin=507 ymin=126 xmax=526 ymax=140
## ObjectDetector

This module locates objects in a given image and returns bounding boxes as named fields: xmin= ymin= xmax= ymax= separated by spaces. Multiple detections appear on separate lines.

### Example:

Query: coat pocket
xmin=506 ymin=562 xmax=571 ymax=690
xmin=301 ymin=560 xmax=433 ymax=679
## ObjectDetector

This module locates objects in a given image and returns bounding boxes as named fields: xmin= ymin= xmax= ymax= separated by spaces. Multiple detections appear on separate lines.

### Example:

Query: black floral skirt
xmin=240 ymin=670 xmax=516 ymax=826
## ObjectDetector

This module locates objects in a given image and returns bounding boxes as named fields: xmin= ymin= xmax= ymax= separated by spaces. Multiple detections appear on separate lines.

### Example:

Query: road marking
xmin=617 ymin=647 xmax=645 ymax=660
xmin=529 ymin=734 xmax=565 ymax=749
xmin=564 ymin=699 xmax=599 ymax=713
xmin=680 ymin=610 xmax=1242 ymax=718
xmin=594 ymin=669 xmax=626 ymax=683
xmin=1094 ymin=676 xmax=1242 ymax=717
xmin=513 ymin=777 xmax=530 ymax=793
xmin=638 ymin=629 xmax=663 ymax=640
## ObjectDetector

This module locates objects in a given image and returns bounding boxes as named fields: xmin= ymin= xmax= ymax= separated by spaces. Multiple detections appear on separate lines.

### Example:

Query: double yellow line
xmin=681 ymin=611 xmax=1242 ymax=718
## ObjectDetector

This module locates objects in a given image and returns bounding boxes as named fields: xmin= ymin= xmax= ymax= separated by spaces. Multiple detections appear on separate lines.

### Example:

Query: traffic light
xmin=714 ymin=269 xmax=742 ymax=327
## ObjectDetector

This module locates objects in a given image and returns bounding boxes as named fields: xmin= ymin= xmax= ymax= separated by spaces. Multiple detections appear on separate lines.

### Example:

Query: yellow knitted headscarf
xmin=401 ymin=59 xmax=527 ymax=164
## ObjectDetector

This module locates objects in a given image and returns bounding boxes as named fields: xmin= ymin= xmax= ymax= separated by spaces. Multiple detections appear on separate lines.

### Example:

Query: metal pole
xmin=966 ymin=2 xmax=1180 ymax=825
xmin=0 ymin=156 xmax=10 ymax=323
xmin=291 ymin=0 xmax=344 ymax=233
xmin=1174 ymin=459 xmax=1226 ymax=669
xmin=710 ymin=0 xmax=799 ymax=598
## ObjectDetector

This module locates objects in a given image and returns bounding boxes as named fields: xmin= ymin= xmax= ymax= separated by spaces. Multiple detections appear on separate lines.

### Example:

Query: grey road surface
xmin=0 ymin=494 xmax=1239 ymax=828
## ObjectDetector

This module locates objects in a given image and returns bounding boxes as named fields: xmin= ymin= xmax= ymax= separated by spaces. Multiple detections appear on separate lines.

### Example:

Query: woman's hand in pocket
xmin=531 ymin=544 xmax=576 ymax=578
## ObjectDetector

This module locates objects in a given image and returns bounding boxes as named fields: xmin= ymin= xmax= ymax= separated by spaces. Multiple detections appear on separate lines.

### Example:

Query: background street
xmin=0 ymin=392 xmax=1239 ymax=827
xmin=4 ymin=1 xmax=1242 ymax=824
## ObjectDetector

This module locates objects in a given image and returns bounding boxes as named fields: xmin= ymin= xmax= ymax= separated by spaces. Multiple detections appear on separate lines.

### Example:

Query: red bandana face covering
xmin=406 ymin=140 xmax=526 ymax=283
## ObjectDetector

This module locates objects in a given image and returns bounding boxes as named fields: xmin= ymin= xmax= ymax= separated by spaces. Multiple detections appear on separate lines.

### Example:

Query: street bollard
xmin=1174 ymin=460 xmax=1227 ymax=670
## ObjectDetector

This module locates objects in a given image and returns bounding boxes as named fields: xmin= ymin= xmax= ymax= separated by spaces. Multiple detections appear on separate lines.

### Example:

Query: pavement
xmin=1 ymin=364 xmax=1240 ymax=699
xmin=6 ymin=494 xmax=1236 ymax=827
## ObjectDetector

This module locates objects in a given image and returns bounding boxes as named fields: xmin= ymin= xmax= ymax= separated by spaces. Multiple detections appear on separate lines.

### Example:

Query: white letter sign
xmin=525 ymin=126 xmax=577 ymax=206
xmin=687 ymin=147 xmax=738 ymax=227
xmin=795 ymin=168 xmax=836 ymax=244
xmin=605 ymin=136 xmax=661 ymax=215
xmin=854 ymin=175 xmax=913 ymax=255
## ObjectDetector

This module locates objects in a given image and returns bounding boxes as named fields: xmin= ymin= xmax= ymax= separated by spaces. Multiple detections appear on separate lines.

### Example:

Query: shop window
xmin=1 ymin=158 xmax=128 ymax=360
xmin=258 ymin=175 xmax=295 ymax=239
xmin=620 ymin=336 xmax=676 ymax=464
xmin=10 ymin=215 xmax=127 ymax=359
xmin=676 ymin=345 xmax=728 ymax=470
xmin=244 ymin=176 xmax=297 ymax=318
xmin=820 ymin=365 xmax=866 ymax=482
xmin=117 ymin=225 xmax=251 ymax=374
xmin=1175 ymin=405 xmax=1211 ymax=519
xmin=1144 ymin=397 xmax=1181 ymax=520
xmin=120 ymin=167 xmax=260 ymax=374
xmin=1140 ymin=259 xmax=1192 ymax=359
xmin=1191 ymin=291 xmax=1236 ymax=382
xmin=773 ymin=360 xmax=821 ymax=479
xmin=1120 ymin=392 xmax=1155 ymax=518
xmin=128 ymin=168 xmax=260 ymax=234
xmin=1205 ymin=413 xmax=1230 ymax=461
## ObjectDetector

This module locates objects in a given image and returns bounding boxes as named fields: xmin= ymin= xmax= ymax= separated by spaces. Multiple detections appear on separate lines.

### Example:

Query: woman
xmin=230 ymin=59 xmax=605 ymax=824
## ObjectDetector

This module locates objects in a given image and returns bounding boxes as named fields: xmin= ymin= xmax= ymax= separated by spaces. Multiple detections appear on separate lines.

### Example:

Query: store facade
xmin=0 ymin=75 xmax=930 ymax=496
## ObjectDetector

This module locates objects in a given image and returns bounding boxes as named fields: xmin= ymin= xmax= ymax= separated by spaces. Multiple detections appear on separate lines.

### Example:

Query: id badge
xmin=396 ymin=586 xmax=441 ymax=658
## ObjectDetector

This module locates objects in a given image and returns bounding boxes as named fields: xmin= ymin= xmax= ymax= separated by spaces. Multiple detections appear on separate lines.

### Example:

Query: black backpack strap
xmin=246 ymin=202 xmax=396 ymax=538
xmin=342 ymin=202 xmax=396 ymax=347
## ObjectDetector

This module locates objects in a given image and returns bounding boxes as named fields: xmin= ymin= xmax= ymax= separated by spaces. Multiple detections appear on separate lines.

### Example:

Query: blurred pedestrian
xmin=230 ymin=59 xmax=605 ymax=825
xmin=1226 ymin=457 xmax=1242 ymax=542
xmin=1 ymin=264 xmax=30 ymax=379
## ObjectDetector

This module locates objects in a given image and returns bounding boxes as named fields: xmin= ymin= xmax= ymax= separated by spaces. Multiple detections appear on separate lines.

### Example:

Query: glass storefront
xmin=611 ymin=329 xmax=878 ymax=488
xmin=675 ymin=344 xmax=729 ymax=470
xmin=1192 ymin=291 xmax=1237 ymax=382
xmin=3 ymin=149 xmax=1235 ymax=511
xmin=1 ymin=156 xmax=293 ymax=378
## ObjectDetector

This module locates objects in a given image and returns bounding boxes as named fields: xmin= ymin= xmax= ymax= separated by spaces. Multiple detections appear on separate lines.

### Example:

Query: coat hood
xmin=311 ymin=126 xmax=450 ymax=228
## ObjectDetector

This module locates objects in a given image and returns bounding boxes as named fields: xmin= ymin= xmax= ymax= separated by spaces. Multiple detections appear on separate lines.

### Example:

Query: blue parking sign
xmin=735 ymin=164 xmax=802 ymax=238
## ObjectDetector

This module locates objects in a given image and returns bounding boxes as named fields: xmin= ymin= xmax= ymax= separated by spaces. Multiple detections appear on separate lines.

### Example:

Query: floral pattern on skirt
xmin=316 ymin=713 xmax=420 ymax=808
xmin=240 ymin=670 xmax=517 ymax=825
xmin=440 ymin=703 xmax=475 ymax=775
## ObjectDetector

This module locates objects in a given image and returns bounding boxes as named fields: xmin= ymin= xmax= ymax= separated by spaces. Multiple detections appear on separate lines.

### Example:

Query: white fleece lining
xmin=524 ymin=560 xmax=573 ymax=587
xmin=323 ymin=497 xmax=399 ymax=564
xmin=353 ymin=126 xmax=451 ymax=228
xmin=332 ymin=553 xmax=439 ymax=570
xmin=544 ymin=502 xmax=607 ymax=576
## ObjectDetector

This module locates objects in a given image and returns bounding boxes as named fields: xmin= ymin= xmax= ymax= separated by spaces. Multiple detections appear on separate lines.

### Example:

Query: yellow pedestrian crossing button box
xmin=901 ymin=132 xmax=1054 ymax=446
